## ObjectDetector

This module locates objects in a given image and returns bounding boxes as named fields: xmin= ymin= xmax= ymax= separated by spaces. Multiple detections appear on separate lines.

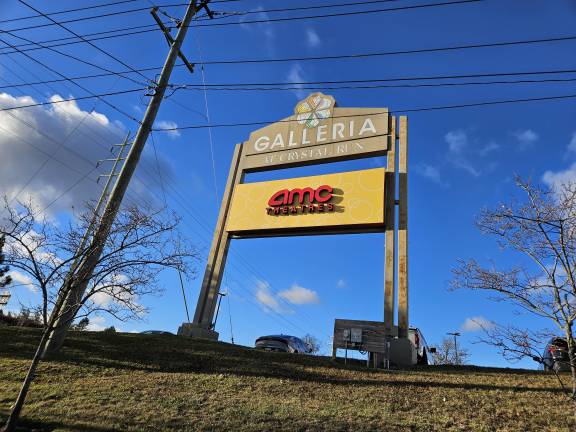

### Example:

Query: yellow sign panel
xmin=226 ymin=168 xmax=385 ymax=234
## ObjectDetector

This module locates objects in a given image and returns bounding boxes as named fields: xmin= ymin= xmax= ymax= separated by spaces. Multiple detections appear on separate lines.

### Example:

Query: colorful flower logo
xmin=295 ymin=93 xmax=334 ymax=129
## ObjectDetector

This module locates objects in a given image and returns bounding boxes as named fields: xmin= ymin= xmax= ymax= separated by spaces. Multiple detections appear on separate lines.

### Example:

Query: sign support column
xmin=398 ymin=116 xmax=409 ymax=338
xmin=180 ymin=143 xmax=244 ymax=338
xmin=384 ymin=116 xmax=396 ymax=337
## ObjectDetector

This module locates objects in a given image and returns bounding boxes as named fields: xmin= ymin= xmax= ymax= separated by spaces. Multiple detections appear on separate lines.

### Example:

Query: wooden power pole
xmin=43 ymin=0 xmax=210 ymax=355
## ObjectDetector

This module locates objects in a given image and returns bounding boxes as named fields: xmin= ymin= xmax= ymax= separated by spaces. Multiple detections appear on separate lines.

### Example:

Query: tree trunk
xmin=564 ymin=326 xmax=576 ymax=422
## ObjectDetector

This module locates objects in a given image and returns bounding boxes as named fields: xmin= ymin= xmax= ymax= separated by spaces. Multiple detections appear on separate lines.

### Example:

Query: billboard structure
xmin=179 ymin=93 xmax=409 ymax=362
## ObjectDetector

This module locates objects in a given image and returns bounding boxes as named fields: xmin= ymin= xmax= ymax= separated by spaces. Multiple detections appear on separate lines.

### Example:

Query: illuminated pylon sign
xmin=180 ymin=93 xmax=410 ymax=359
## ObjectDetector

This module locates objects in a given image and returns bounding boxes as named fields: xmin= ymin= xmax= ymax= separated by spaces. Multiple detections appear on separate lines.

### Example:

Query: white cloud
xmin=543 ymin=162 xmax=576 ymax=191
xmin=0 ymin=92 xmax=170 ymax=216
xmin=461 ymin=316 xmax=495 ymax=332
xmin=155 ymin=120 xmax=181 ymax=139
xmin=567 ymin=132 xmax=576 ymax=154
xmin=478 ymin=141 xmax=499 ymax=156
xmin=90 ymin=274 xmax=133 ymax=308
xmin=306 ymin=28 xmax=321 ymax=48
xmin=512 ymin=129 xmax=539 ymax=150
xmin=445 ymin=130 xmax=481 ymax=177
xmin=336 ymin=279 xmax=346 ymax=289
xmin=286 ymin=63 xmax=307 ymax=100
xmin=542 ymin=133 xmax=576 ymax=192
xmin=278 ymin=284 xmax=320 ymax=305
xmin=255 ymin=280 xmax=291 ymax=314
xmin=91 ymin=291 xmax=113 ymax=307
xmin=446 ymin=130 xmax=468 ymax=154
xmin=8 ymin=270 xmax=38 ymax=293
xmin=414 ymin=163 xmax=444 ymax=185
xmin=86 ymin=315 xmax=107 ymax=331
xmin=240 ymin=7 xmax=275 ymax=55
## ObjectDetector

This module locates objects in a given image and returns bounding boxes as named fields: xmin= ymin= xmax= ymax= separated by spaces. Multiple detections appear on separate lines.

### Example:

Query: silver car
xmin=255 ymin=334 xmax=309 ymax=354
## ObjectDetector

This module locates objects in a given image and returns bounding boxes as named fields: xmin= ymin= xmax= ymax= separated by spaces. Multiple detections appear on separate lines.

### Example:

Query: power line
xmin=0 ymin=89 xmax=143 ymax=112
xmin=0 ymin=0 xmax=492 ymax=54
xmin=5 ymin=79 xmax=121 ymax=205
xmin=0 ymin=29 xmax=147 ymax=87
xmin=192 ymin=35 xmax=576 ymax=66
xmin=40 ymin=167 xmax=101 ymax=213
xmin=193 ymin=0 xmax=486 ymax=28
xmin=3 ymin=31 xmax=575 ymax=69
xmin=3 ymin=80 xmax=575 ymax=115
xmin=3 ymin=67 xmax=576 ymax=91
xmin=0 ymin=36 xmax=142 ymax=123
xmin=0 ymin=0 xmax=245 ymax=25
xmin=172 ymin=77 xmax=576 ymax=91
xmin=152 ymin=92 xmax=576 ymax=131
xmin=0 ymin=0 xmax=145 ymax=24
xmin=17 ymin=0 xmax=152 ymax=83
xmin=3 ymin=0 xmax=403 ymax=33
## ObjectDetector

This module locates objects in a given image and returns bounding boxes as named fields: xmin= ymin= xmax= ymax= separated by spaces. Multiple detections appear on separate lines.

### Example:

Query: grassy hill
xmin=0 ymin=326 xmax=573 ymax=431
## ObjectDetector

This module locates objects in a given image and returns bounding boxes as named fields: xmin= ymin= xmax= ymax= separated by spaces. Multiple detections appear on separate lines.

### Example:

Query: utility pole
xmin=2 ymin=4 xmax=212 ymax=429
xmin=43 ymin=0 xmax=211 ymax=355
xmin=447 ymin=332 xmax=461 ymax=365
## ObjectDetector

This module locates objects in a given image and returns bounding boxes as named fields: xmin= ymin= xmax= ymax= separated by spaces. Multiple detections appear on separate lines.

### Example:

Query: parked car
xmin=408 ymin=327 xmax=434 ymax=365
xmin=542 ymin=337 xmax=572 ymax=372
xmin=255 ymin=334 xmax=309 ymax=353
xmin=140 ymin=330 xmax=173 ymax=335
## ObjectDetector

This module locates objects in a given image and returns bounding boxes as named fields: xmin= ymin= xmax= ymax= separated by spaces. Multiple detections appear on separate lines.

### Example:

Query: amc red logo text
xmin=267 ymin=185 xmax=335 ymax=215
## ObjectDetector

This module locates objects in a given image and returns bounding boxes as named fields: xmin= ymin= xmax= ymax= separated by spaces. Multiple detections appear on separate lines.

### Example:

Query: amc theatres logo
xmin=267 ymin=185 xmax=335 ymax=215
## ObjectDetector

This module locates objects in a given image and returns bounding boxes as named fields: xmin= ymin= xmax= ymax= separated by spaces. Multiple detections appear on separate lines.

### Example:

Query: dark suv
xmin=255 ymin=335 xmax=309 ymax=354
xmin=542 ymin=337 xmax=573 ymax=372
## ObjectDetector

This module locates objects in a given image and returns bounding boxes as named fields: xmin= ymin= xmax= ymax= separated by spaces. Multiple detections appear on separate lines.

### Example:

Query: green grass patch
xmin=0 ymin=326 xmax=573 ymax=431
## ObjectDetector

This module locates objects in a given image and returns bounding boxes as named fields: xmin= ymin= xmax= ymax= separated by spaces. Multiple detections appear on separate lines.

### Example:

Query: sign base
xmin=388 ymin=338 xmax=415 ymax=367
xmin=177 ymin=323 xmax=219 ymax=341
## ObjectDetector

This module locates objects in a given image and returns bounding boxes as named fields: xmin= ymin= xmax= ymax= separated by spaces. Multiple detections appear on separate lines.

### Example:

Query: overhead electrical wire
xmin=17 ymin=0 xmax=153 ymax=83
xmin=0 ymin=0 xmax=248 ymax=25
xmin=0 ymin=36 xmax=142 ymax=123
xmin=0 ymin=0 xmax=492 ymax=54
xmin=3 ymin=32 xmax=575 ymax=67
xmin=151 ymin=92 xmax=576 ymax=132
xmin=2 ymin=0 xmax=406 ymax=33
xmin=2 ymin=68 xmax=576 ymax=91
xmin=193 ymin=0 xmax=486 ymax=28
xmin=5 ymin=77 xmax=124 ymax=205
xmin=172 ymin=77 xmax=576 ymax=91
xmin=2 ymin=86 xmax=576 ymax=118
xmin=0 ymin=89 xmax=143 ymax=112
xmin=0 ymin=29 xmax=147 ymax=87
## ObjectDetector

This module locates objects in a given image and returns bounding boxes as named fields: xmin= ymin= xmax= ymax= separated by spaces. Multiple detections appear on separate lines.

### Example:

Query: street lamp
xmin=447 ymin=332 xmax=461 ymax=365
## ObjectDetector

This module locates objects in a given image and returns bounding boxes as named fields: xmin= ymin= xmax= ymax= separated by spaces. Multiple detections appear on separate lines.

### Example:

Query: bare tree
xmin=451 ymin=177 xmax=576 ymax=406
xmin=1 ymin=198 xmax=197 ymax=328
xmin=72 ymin=317 xmax=90 ymax=331
xmin=431 ymin=337 xmax=470 ymax=365
xmin=0 ymin=234 xmax=11 ymax=289
xmin=302 ymin=334 xmax=321 ymax=354
xmin=0 ymin=197 xmax=198 ymax=432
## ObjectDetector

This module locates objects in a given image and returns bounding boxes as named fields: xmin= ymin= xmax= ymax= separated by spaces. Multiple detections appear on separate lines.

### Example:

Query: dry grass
xmin=0 ymin=326 xmax=574 ymax=431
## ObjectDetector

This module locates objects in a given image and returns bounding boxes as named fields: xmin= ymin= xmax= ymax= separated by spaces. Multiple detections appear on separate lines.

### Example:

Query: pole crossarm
xmin=150 ymin=7 xmax=196 ymax=75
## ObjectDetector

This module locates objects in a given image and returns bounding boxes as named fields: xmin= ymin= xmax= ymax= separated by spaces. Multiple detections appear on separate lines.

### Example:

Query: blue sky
xmin=1 ymin=0 xmax=576 ymax=368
